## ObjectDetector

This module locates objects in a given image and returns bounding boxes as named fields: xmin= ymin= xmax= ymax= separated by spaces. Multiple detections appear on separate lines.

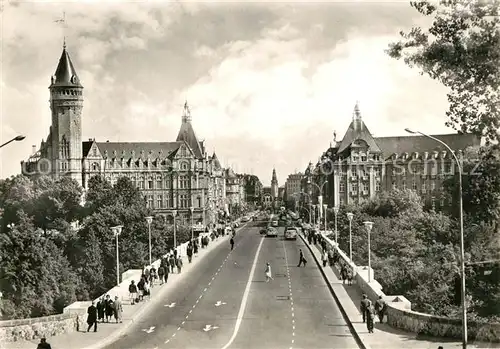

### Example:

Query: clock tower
xmin=49 ymin=45 xmax=83 ymax=184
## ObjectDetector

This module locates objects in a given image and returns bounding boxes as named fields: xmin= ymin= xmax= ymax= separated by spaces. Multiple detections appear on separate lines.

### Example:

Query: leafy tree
xmin=387 ymin=0 xmax=500 ymax=144
xmin=0 ymin=210 xmax=79 ymax=319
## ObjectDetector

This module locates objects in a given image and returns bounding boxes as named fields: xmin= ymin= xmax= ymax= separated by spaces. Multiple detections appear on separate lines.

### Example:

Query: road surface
xmin=102 ymin=222 xmax=359 ymax=349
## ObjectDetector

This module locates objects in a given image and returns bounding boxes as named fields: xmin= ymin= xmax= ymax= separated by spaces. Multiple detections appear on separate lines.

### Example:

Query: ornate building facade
xmin=300 ymin=102 xmax=481 ymax=215
xmin=21 ymin=46 xmax=225 ymax=225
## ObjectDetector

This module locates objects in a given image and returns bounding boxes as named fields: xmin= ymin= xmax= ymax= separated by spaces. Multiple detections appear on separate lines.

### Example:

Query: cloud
xmin=1 ymin=1 xmax=449 ymax=187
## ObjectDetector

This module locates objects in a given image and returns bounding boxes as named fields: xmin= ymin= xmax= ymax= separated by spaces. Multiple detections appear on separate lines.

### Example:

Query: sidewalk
xmin=1 ymin=232 xmax=233 ymax=349
xmin=301 ymin=233 xmax=500 ymax=349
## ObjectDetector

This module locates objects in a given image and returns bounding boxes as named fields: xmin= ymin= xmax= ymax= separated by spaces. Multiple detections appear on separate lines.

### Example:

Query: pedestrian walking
xmin=176 ymin=256 xmax=183 ymax=273
xmin=104 ymin=295 xmax=114 ymax=322
xmin=322 ymin=250 xmax=328 ymax=267
xmin=374 ymin=296 xmax=387 ymax=323
xmin=157 ymin=265 xmax=165 ymax=285
xmin=113 ymin=296 xmax=123 ymax=323
xmin=360 ymin=294 xmax=371 ymax=323
xmin=168 ymin=254 xmax=175 ymax=274
xmin=96 ymin=296 xmax=105 ymax=322
xmin=367 ymin=303 xmax=375 ymax=333
xmin=137 ymin=277 xmax=145 ymax=301
xmin=265 ymin=262 xmax=274 ymax=282
xmin=187 ymin=243 xmax=193 ymax=263
xmin=341 ymin=265 xmax=348 ymax=285
xmin=297 ymin=249 xmax=307 ymax=267
xmin=128 ymin=280 xmax=138 ymax=305
xmin=86 ymin=301 xmax=98 ymax=332
xmin=143 ymin=280 xmax=151 ymax=301
xmin=37 ymin=337 xmax=52 ymax=349
xmin=230 ymin=237 xmax=234 ymax=250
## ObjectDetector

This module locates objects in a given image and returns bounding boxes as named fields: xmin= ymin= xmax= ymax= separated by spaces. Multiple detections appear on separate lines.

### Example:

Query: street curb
xmin=298 ymin=232 xmax=368 ymax=349
xmin=82 ymin=221 xmax=251 ymax=349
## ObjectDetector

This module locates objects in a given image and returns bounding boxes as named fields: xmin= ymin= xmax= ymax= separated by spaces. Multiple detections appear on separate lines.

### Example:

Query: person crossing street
xmin=297 ymin=248 xmax=307 ymax=267
xmin=265 ymin=262 xmax=274 ymax=282
xmin=230 ymin=237 xmax=234 ymax=250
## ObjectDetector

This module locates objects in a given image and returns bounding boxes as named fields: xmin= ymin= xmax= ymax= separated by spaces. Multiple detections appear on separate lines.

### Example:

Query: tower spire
xmin=353 ymin=100 xmax=361 ymax=120
xmin=182 ymin=100 xmax=192 ymax=123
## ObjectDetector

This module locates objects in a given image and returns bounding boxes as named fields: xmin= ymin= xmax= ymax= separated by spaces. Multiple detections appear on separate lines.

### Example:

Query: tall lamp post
xmin=111 ymin=225 xmax=123 ymax=286
xmin=172 ymin=210 xmax=178 ymax=249
xmin=347 ymin=212 xmax=354 ymax=262
xmin=308 ymin=179 xmax=328 ymax=222
xmin=190 ymin=207 xmax=194 ymax=241
xmin=0 ymin=135 xmax=25 ymax=149
xmin=363 ymin=221 xmax=373 ymax=282
xmin=405 ymin=127 xmax=467 ymax=349
xmin=333 ymin=206 xmax=339 ymax=244
xmin=145 ymin=216 xmax=153 ymax=266
xmin=323 ymin=204 xmax=328 ymax=232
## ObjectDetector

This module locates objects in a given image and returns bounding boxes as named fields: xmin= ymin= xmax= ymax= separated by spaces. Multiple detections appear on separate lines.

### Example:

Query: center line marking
xmin=220 ymin=236 xmax=265 ymax=349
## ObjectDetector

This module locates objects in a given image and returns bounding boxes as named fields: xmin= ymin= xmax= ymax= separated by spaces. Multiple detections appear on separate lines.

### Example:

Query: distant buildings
xmin=299 ymin=102 xmax=481 ymax=217
xmin=20 ymin=44 xmax=262 ymax=225
xmin=284 ymin=172 xmax=303 ymax=208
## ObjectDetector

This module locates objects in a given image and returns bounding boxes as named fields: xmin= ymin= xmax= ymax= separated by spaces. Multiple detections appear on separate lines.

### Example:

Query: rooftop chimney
xmin=32 ymin=145 xmax=36 ymax=155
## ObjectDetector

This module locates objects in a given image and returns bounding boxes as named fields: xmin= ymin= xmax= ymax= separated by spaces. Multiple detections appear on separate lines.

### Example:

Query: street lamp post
xmin=111 ymin=225 xmax=123 ymax=286
xmin=0 ymin=135 xmax=25 ymax=149
xmin=405 ymin=128 xmax=467 ymax=349
xmin=190 ymin=207 xmax=194 ymax=241
xmin=363 ymin=221 xmax=374 ymax=282
xmin=309 ymin=180 xmax=328 ymax=220
xmin=347 ymin=212 xmax=354 ymax=262
xmin=145 ymin=216 xmax=153 ymax=266
xmin=323 ymin=204 xmax=328 ymax=232
xmin=333 ymin=206 xmax=339 ymax=244
xmin=172 ymin=210 xmax=178 ymax=249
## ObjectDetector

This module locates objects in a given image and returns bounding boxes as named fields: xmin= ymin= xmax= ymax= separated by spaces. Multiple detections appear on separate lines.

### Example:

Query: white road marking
xmin=166 ymin=244 xmax=236 ymax=345
xmin=220 ymin=237 xmax=265 ymax=349
xmin=282 ymin=240 xmax=295 ymax=349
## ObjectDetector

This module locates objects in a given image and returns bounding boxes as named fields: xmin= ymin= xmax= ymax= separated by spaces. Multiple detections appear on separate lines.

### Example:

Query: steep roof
xmin=337 ymin=103 xmax=381 ymax=154
xmin=51 ymin=47 xmax=83 ymax=88
xmin=374 ymin=133 xmax=481 ymax=157
xmin=225 ymin=167 xmax=237 ymax=178
xmin=82 ymin=141 xmax=183 ymax=158
xmin=211 ymin=152 xmax=222 ymax=170
xmin=176 ymin=102 xmax=203 ymax=158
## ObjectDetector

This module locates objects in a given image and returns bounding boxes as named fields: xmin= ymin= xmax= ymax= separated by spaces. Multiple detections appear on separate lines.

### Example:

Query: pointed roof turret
xmin=337 ymin=102 xmax=381 ymax=153
xmin=211 ymin=151 xmax=222 ymax=170
xmin=50 ymin=46 xmax=82 ymax=88
xmin=271 ymin=168 xmax=278 ymax=183
xmin=176 ymin=101 xmax=203 ymax=158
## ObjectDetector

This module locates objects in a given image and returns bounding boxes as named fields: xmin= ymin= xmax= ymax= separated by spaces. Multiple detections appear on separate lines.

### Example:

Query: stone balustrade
xmin=0 ymin=232 xmax=213 ymax=343
xmin=319 ymin=232 xmax=500 ymax=343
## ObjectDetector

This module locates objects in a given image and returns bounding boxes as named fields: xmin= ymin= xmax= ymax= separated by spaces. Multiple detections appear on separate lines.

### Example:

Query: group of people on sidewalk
xmin=360 ymin=294 xmax=387 ymax=333
xmin=85 ymin=294 xmax=123 ymax=333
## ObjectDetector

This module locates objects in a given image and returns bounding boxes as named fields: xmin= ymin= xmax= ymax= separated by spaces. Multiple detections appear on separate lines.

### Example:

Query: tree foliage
xmin=387 ymin=0 xmax=500 ymax=144
xmin=329 ymin=186 xmax=500 ymax=319
xmin=0 ymin=175 xmax=194 ymax=320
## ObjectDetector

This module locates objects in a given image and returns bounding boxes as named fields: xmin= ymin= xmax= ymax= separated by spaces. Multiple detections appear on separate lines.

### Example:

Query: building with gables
xmin=21 ymin=45 xmax=226 ymax=225
xmin=300 ymin=102 xmax=481 ymax=216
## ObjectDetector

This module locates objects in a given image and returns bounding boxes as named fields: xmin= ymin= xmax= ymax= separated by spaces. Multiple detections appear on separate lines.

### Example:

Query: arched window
xmin=92 ymin=162 xmax=99 ymax=171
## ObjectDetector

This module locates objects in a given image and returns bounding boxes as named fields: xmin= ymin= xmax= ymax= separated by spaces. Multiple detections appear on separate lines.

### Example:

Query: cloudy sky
xmin=1 ymin=0 xmax=451 ymax=186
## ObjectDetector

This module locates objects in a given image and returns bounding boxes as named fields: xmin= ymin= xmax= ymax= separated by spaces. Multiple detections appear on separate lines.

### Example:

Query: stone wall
xmin=0 ymin=313 xmax=81 ymax=343
xmin=319 ymin=232 xmax=500 ymax=343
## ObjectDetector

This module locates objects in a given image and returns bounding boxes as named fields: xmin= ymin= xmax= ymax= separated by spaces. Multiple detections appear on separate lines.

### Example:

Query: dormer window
xmin=360 ymin=153 xmax=367 ymax=162
xmin=441 ymin=151 xmax=447 ymax=159
xmin=433 ymin=151 xmax=439 ymax=159
xmin=352 ymin=154 xmax=358 ymax=162
xmin=424 ymin=152 xmax=429 ymax=159
xmin=403 ymin=152 xmax=409 ymax=160
xmin=392 ymin=153 xmax=398 ymax=160
xmin=414 ymin=152 xmax=419 ymax=159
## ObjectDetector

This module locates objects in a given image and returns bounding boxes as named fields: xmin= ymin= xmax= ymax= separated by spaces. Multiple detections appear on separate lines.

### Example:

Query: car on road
xmin=266 ymin=227 xmax=278 ymax=237
xmin=260 ymin=228 xmax=267 ymax=235
xmin=284 ymin=227 xmax=298 ymax=240
xmin=271 ymin=220 xmax=278 ymax=227
xmin=241 ymin=216 xmax=250 ymax=222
